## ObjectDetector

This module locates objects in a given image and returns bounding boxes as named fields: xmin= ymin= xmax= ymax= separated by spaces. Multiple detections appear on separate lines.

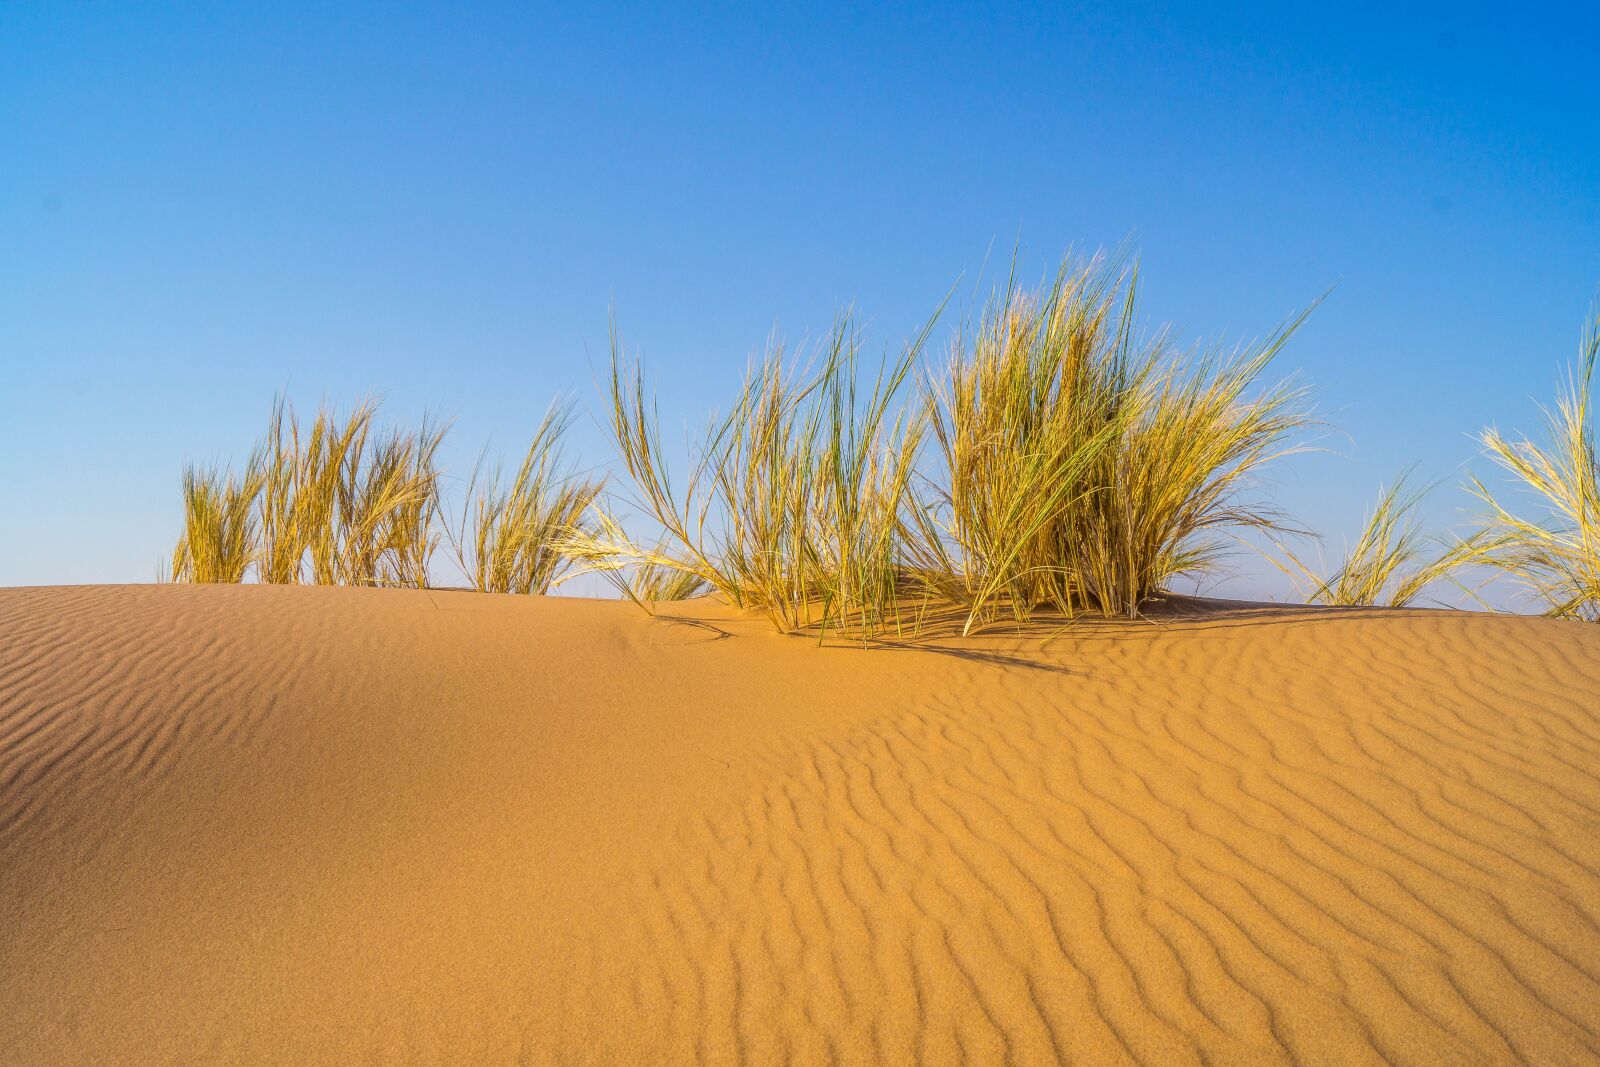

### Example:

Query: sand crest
xmin=3 ymin=584 xmax=1598 ymax=1064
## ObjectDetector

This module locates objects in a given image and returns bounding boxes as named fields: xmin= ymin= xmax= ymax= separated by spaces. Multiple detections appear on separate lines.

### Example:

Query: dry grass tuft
xmin=174 ymin=397 xmax=447 ymax=588
xmin=554 ymin=512 xmax=709 ymax=606
xmin=580 ymin=316 xmax=932 ymax=636
xmin=626 ymin=549 xmax=713 ymax=603
xmin=1466 ymin=305 xmax=1600 ymax=620
xmin=1274 ymin=472 xmax=1475 ymax=607
xmin=451 ymin=402 xmax=604 ymax=594
xmin=909 ymin=257 xmax=1314 ymax=631
xmin=170 ymin=461 xmax=265 ymax=583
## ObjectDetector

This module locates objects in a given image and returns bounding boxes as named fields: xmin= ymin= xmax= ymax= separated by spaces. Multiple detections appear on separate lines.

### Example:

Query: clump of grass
xmin=555 ymin=512 xmax=708 ymax=605
xmin=1466 ymin=305 xmax=1600 ymax=621
xmin=585 ymin=315 xmax=931 ymax=636
xmin=809 ymin=318 xmax=932 ymax=636
xmin=451 ymin=402 xmax=604 ymax=594
xmin=907 ymin=260 xmax=1136 ymax=631
xmin=170 ymin=461 xmax=265 ymax=583
xmin=1099 ymin=326 xmax=1312 ymax=613
xmin=910 ymin=256 xmax=1315 ymax=631
xmin=174 ymin=397 xmax=447 ymax=588
xmin=335 ymin=412 xmax=447 ymax=588
xmin=1273 ymin=472 xmax=1475 ymax=607
xmin=624 ymin=542 xmax=712 ymax=603
xmin=256 ymin=397 xmax=356 ymax=586
xmin=628 ymin=560 xmax=710 ymax=602
xmin=168 ymin=253 xmax=1319 ymax=633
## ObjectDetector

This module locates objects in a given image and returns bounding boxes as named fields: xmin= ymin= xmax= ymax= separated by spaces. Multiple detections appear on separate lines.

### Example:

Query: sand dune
xmin=3 ymin=585 xmax=1599 ymax=1065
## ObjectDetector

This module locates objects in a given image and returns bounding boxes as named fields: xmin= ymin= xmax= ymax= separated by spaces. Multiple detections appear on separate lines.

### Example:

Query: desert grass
xmin=1466 ymin=305 xmax=1600 ymax=620
xmin=554 ymin=510 xmax=712 ymax=607
xmin=1273 ymin=472 xmax=1475 ymax=607
xmin=255 ymin=399 xmax=446 ymax=587
xmin=626 ymin=550 xmax=712 ymax=602
xmin=170 ymin=461 xmax=265 ymax=583
xmin=174 ymin=398 xmax=447 ymax=587
xmin=169 ymin=255 xmax=1318 ymax=629
xmin=577 ymin=316 xmax=932 ymax=636
xmin=909 ymin=257 xmax=1315 ymax=631
xmin=906 ymin=260 xmax=1134 ymax=631
xmin=808 ymin=317 xmax=934 ymax=637
xmin=338 ymin=413 xmax=447 ymax=588
xmin=451 ymin=402 xmax=604 ymax=594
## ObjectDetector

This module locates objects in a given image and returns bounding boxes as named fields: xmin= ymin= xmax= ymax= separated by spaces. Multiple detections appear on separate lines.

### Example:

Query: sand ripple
xmin=2 ymin=587 xmax=1597 ymax=1065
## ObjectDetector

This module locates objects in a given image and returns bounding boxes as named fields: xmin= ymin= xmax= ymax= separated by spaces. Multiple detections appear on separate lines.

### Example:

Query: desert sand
xmin=2 ymin=583 xmax=1599 ymax=1065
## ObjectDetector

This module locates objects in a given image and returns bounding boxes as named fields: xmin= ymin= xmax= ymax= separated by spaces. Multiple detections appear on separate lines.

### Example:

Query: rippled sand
xmin=3 ymin=584 xmax=1598 ymax=1065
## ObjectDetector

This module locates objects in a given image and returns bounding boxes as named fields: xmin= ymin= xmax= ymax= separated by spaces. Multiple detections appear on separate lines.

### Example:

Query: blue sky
xmin=3 ymin=3 xmax=1597 ymax=598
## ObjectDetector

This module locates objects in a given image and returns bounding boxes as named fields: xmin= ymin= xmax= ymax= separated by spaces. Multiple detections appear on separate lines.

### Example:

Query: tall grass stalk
xmin=1466 ymin=306 xmax=1600 ymax=621
xmin=452 ymin=402 xmax=604 ymax=594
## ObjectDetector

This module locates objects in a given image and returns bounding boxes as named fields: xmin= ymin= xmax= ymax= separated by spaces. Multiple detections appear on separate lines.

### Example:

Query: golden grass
xmin=906 ymin=261 xmax=1133 ymax=630
xmin=1466 ymin=305 xmax=1600 ymax=621
xmin=168 ymin=254 xmax=1320 ymax=628
xmin=450 ymin=402 xmax=604 ymax=595
xmin=255 ymin=398 xmax=446 ymax=587
xmin=909 ymin=257 xmax=1314 ymax=631
xmin=173 ymin=398 xmax=447 ymax=588
xmin=170 ymin=462 xmax=265 ymax=583
xmin=579 ymin=258 xmax=1311 ymax=635
xmin=625 ymin=554 xmax=711 ymax=602
xmin=1273 ymin=472 xmax=1475 ymax=607
xmin=575 ymin=316 xmax=933 ymax=636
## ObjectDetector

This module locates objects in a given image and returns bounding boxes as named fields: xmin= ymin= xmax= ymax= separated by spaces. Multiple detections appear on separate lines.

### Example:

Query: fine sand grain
xmin=3 ymin=584 xmax=1599 ymax=1064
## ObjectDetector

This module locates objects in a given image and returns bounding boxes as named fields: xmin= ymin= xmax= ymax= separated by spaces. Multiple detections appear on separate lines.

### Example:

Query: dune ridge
xmin=2 ymin=585 xmax=1598 ymax=1065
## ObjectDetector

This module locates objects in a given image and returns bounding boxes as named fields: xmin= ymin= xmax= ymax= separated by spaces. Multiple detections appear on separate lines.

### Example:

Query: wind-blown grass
xmin=906 ymin=261 xmax=1134 ymax=630
xmin=1466 ymin=305 xmax=1600 ymax=621
xmin=909 ymin=257 xmax=1315 ymax=631
xmin=169 ymin=254 xmax=1322 ymax=632
xmin=1273 ymin=472 xmax=1475 ymax=607
xmin=174 ymin=398 xmax=447 ymax=587
xmin=451 ymin=402 xmax=603 ymax=594
xmin=626 ymin=553 xmax=711 ymax=603
xmin=574 ymin=315 xmax=933 ymax=636
xmin=563 ymin=515 xmax=711 ymax=604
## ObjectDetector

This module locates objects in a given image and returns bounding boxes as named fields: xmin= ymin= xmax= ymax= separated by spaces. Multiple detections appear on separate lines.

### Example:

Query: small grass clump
xmin=451 ymin=402 xmax=604 ymax=595
xmin=625 ymin=553 xmax=711 ymax=603
xmin=907 ymin=260 xmax=1135 ymax=630
xmin=172 ymin=397 xmax=447 ymax=588
xmin=909 ymin=257 xmax=1315 ymax=631
xmin=251 ymin=398 xmax=446 ymax=587
xmin=1466 ymin=305 xmax=1600 ymax=621
xmin=576 ymin=315 xmax=933 ymax=637
xmin=1274 ymin=472 xmax=1475 ymax=607
xmin=170 ymin=461 xmax=265 ymax=583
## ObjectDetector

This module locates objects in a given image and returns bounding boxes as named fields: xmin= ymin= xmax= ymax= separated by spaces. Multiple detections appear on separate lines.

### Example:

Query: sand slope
xmin=2 ymin=585 xmax=1599 ymax=1065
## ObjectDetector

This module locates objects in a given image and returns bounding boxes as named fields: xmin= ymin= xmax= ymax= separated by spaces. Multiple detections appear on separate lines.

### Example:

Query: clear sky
xmin=3 ymin=3 xmax=1597 ymax=598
